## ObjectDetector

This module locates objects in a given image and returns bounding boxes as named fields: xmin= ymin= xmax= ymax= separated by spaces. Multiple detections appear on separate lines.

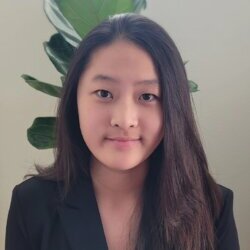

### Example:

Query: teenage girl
xmin=6 ymin=13 xmax=239 ymax=250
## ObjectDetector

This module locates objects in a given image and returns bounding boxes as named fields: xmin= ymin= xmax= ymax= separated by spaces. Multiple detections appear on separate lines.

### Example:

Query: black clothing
xmin=5 ymin=176 xmax=240 ymax=250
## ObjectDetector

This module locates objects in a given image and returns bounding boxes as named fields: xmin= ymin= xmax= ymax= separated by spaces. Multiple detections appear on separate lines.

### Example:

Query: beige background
xmin=1 ymin=0 xmax=249 ymax=249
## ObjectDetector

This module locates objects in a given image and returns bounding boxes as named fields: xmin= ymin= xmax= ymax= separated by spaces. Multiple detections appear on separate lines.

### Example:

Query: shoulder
xmin=13 ymin=176 xmax=59 ymax=198
xmin=6 ymin=177 xmax=66 ymax=249
xmin=11 ymin=177 xmax=62 ymax=214
xmin=215 ymin=184 xmax=240 ymax=249
xmin=216 ymin=184 xmax=234 ymax=227
xmin=218 ymin=184 xmax=233 ymax=203
xmin=14 ymin=176 xmax=58 ymax=192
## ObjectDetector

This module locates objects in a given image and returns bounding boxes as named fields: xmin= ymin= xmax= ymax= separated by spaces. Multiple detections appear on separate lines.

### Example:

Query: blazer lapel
xmin=57 ymin=176 xmax=108 ymax=250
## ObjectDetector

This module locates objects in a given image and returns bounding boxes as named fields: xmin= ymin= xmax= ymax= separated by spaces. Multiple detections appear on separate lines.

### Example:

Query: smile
xmin=105 ymin=138 xmax=141 ymax=149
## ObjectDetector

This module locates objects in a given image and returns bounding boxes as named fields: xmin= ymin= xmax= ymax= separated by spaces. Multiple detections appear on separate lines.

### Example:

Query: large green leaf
xmin=44 ymin=33 xmax=75 ymax=75
xmin=44 ymin=0 xmax=81 ymax=47
xmin=22 ymin=74 xmax=62 ymax=97
xmin=57 ymin=0 xmax=146 ymax=38
xmin=27 ymin=117 xmax=56 ymax=149
xmin=188 ymin=80 xmax=199 ymax=92
xmin=44 ymin=0 xmax=146 ymax=46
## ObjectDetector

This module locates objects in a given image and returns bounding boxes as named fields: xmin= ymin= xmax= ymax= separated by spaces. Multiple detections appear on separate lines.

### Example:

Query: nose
xmin=110 ymin=98 xmax=138 ymax=129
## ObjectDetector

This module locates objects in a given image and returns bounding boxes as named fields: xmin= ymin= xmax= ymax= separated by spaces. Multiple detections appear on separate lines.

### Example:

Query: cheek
xmin=144 ymin=107 xmax=163 ymax=135
xmin=78 ymin=101 xmax=108 ymax=135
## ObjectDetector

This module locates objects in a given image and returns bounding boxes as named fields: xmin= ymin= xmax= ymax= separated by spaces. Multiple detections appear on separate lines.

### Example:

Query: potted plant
xmin=22 ymin=0 xmax=198 ymax=149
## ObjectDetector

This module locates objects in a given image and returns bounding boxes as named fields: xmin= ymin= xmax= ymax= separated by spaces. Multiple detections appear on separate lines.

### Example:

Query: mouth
xmin=105 ymin=137 xmax=141 ymax=149
xmin=106 ymin=137 xmax=141 ymax=142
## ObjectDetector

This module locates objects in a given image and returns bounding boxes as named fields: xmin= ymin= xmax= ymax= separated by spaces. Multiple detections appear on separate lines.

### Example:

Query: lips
xmin=105 ymin=137 xmax=141 ymax=149
xmin=106 ymin=137 xmax=140 ymax=142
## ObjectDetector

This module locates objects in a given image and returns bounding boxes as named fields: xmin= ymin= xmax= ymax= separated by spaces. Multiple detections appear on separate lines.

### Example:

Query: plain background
xmin=0 ymin=0 xmax=249 ymax=249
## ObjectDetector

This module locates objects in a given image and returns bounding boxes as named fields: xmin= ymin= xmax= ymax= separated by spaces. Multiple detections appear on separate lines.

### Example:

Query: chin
xmin=103 ymin=160 xmax=146 ymax=173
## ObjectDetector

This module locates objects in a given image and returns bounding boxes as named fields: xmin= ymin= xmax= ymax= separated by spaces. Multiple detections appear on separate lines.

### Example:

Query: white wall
xmin=1 ymin=0 xmax=249 ymax=249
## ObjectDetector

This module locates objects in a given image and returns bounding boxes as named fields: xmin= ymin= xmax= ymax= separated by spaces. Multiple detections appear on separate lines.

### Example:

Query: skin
xmin=77 ymin=39 xmax=164 ymax=249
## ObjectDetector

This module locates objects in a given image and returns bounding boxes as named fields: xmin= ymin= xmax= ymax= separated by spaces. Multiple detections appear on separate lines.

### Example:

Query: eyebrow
xmin=92 ymin=74 xmax=159 ymax=85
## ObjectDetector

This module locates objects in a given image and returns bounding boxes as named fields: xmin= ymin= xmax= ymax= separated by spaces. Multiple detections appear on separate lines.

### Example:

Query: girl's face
xmin=77 ymin=40 xmax=163 ymax=172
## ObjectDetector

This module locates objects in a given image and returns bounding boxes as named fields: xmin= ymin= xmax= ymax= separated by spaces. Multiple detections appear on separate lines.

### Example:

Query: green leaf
xmin=44 ymin=33 xmax=75 ymax=75
xmin=188 ymin=80 xmax=199 ymax=93
xmin=22 ymin=74 xmax=62 ymax=97
xmin=44 ymin=0 xmax=81 ymax=47
xmin=133 ymin=0 xmax=147 ymax=12
xmin=60 ymin=76 xmax=66 ymax=86
xmin=27 ymin=117 xmax=56 ymax=149
xmin=57 ymin=0 xmax=146 ymax=38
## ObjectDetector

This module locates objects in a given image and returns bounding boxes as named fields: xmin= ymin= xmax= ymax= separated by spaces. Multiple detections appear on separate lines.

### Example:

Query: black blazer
xmin=5 ymin=176 xmax=240 ymax=250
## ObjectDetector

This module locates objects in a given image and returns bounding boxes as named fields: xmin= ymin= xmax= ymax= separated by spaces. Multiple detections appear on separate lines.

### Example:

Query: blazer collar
xmin=57 ymin=176 xmax=108 ymax=250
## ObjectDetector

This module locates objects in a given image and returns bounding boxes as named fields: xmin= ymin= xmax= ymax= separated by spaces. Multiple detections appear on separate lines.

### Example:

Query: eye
xmin=140 ymin=93 xmax=158 ymax=102
xmin=95 ymin=89 xmax=113 ymax=99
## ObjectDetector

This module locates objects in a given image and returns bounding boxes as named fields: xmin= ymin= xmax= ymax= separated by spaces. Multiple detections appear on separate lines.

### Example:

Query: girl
xmin=6 ymin=13 xmax=239 ymax=250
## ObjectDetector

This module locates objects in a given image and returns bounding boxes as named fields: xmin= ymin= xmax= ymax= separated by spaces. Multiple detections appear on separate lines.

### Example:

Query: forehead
xmin=80 ymin=40 xmax=159 ymax=84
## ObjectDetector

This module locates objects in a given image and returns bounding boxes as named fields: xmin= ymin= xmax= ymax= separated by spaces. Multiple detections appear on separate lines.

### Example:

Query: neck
xmin=90 ymin=157 xmax=148 ymax=205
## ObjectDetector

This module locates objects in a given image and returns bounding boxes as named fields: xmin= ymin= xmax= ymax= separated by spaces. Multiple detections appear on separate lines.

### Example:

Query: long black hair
xmin=32 ymin=13 xmax=222 ymax=250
